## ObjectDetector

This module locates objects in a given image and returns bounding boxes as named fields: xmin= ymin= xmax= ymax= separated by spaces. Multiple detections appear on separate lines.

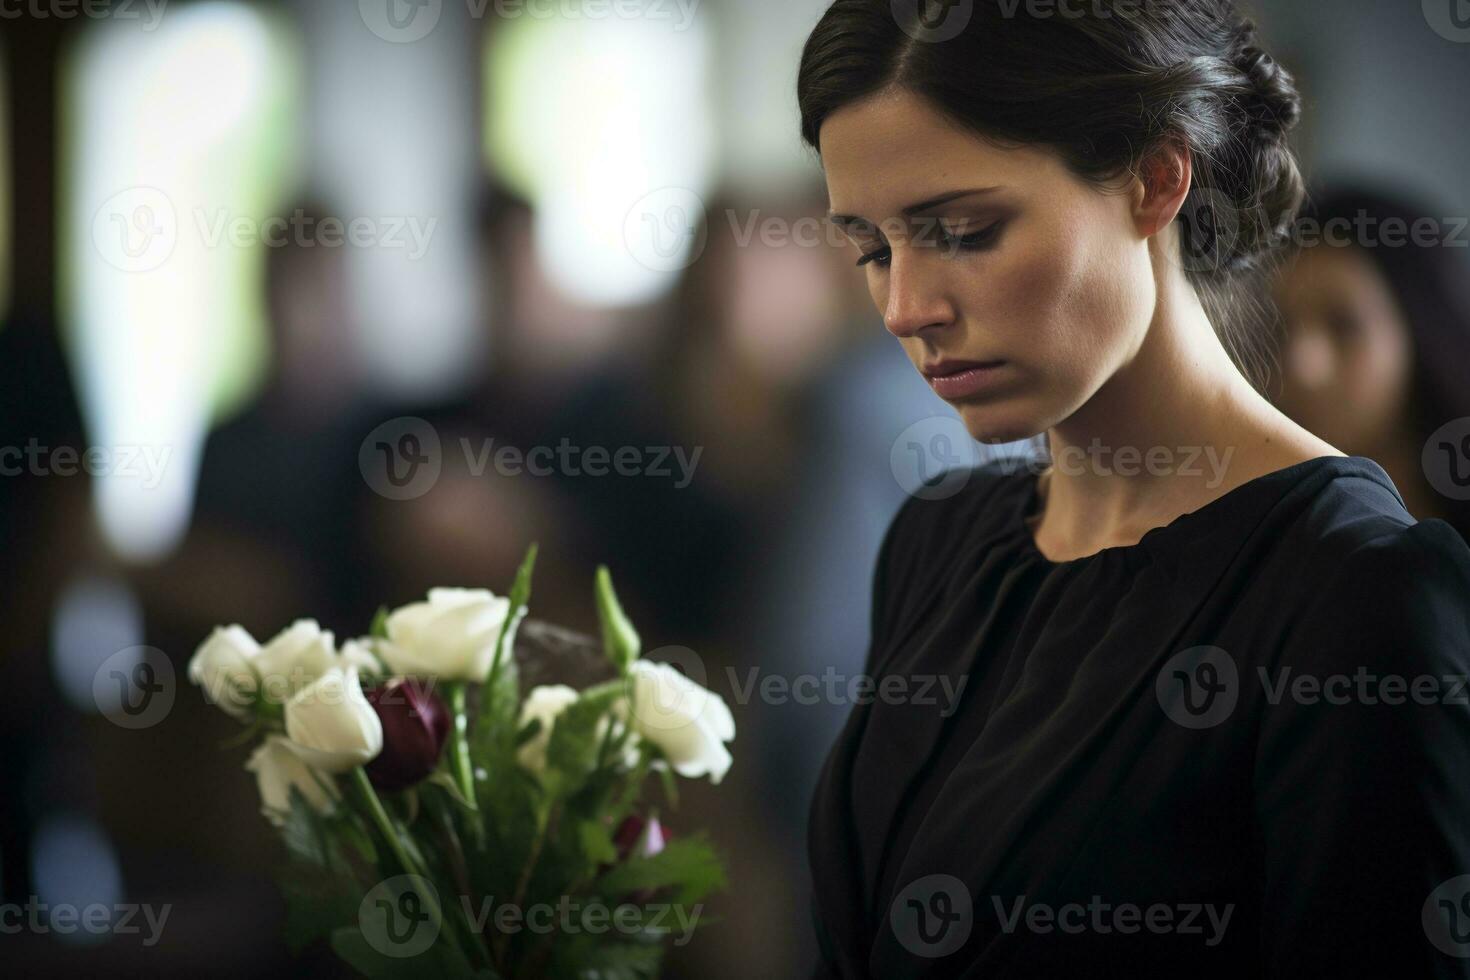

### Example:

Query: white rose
xmin=253 ymin=619 xmax=340 ymax=705
xmin=340 ymin=638 xmax=386 ymax=678
xmin=245 ymin=735 xmax=339 ymax=826
xmin=378 ymin=588 xmax=517 ymax=681
xmin=188 ymin=625 xmax=260 ymax=718
xmin=620 ymin=661 xmax=735 ymax=784
xmin=284 ymin=666 xmax=384 ymax=773
xmin=516 ymin=685 xmax=579 ymax=775
xmin=517 ymin=684 xmax=639 ymax=776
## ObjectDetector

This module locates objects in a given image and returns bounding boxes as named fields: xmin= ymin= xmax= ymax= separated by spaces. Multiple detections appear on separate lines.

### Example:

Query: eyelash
xmin=855 ymin=222 xmax=1004 ymax=268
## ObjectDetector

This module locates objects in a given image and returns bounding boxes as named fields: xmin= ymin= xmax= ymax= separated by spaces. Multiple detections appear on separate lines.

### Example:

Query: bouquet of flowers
xmin=186 ymin=545 xmax=732 ymax=978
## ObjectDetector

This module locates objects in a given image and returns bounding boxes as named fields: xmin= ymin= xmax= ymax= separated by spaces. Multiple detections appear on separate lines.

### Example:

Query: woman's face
xmin=818 ymin=88 xmax=1159 ymax=443
xmin=1270 ymin=244 xmax=1413 ymax=451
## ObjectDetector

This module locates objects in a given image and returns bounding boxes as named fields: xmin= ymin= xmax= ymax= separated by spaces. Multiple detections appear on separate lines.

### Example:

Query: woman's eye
xmin=945 ymin=221 xmax=1003 ymax=251
xmin=856 ymin=246 xmax=891 ymax=268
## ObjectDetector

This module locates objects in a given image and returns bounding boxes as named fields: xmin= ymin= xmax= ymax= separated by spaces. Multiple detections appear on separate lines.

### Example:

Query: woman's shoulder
xmin=1274 ymin=455 xmax=1470 ymax=583
xmin=1267 ymin=459 xmax=1470 ymax=672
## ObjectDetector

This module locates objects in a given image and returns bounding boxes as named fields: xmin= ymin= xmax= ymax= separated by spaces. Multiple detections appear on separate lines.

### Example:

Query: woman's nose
xmin=882 ymin=251 xmax=956 ymax=338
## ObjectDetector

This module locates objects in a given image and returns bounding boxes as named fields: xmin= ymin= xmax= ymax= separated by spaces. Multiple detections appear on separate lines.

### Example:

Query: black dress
xmin=808 ymin=454 xmax=1470 ymax=978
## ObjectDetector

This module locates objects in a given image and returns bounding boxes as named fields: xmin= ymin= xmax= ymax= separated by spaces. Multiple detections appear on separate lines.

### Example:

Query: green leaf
xmin=280 ymin=787 xmax=332 ymax=867
xmin=595 ymin=565 xmax=641 ymax=674
xmin=542 ymin=681 xmax=625 ymax=799
xmin=513 ymin=717 xmax=542 ymax=748
xmin=546 ymin=933 xmax=664 ymax=979
xmin=579 ymin=818 xmax=619 ymax=866
xmin=481 ymin=543 xmax=538 ymax=741
xmin=278 ymin=864 xmax=361 ymax=953
xmin=596 ymin=835 xmax=728 ymax=907
xmin=370 ymin=605 xmax=391 ymax=640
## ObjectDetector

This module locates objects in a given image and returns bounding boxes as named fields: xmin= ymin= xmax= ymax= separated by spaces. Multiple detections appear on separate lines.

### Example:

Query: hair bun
xmin=1233 ymin=42 xmax=1301 ymax=139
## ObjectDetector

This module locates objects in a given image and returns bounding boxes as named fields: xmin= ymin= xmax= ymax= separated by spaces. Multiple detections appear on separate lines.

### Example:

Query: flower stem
xmin=448 ymin=684 xmax=479 ymax=807
xmin=350 ymin=767 xmax=446 ymax=930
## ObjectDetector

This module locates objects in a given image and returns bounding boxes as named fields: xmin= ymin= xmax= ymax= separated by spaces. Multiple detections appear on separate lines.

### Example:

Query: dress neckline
xmin=1009 ymin=453 xmax=1374 ymax=570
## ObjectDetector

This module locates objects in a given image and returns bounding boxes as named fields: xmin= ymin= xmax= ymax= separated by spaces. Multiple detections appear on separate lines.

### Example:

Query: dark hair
xmin=1296 ymin=183 xmax=1470 ymax=540
xmin=796 ymin=0 xmax=1306 ymax=392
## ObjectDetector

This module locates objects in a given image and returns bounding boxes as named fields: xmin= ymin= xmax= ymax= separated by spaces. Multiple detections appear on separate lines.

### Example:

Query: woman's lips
xmin=921 ymin=359 xmax=1009 ymax=400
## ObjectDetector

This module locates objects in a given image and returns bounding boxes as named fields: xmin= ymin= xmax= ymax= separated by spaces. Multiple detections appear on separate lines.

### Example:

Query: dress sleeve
xmin=1254 ymin=519 xmax=1470 ymax=976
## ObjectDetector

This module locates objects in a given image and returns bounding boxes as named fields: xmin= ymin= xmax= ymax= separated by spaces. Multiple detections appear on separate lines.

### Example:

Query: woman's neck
xmin=1029 ymin=267 xmax=1340 ymax=562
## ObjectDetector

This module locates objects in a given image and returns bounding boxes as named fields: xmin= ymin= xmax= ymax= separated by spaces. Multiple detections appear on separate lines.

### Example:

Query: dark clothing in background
xmin=809 ymin=455 xmax=1470 ymax=977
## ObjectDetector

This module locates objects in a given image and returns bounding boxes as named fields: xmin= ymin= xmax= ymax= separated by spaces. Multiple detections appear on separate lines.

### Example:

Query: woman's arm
xmin=1254 ymin=519 xmax=1470 ymax=976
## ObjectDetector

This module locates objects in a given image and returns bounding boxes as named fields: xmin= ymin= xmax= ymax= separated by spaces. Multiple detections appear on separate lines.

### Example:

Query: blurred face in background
xmin=1271 ymin=244 xmax=1414 ymax=452
xmin=818 ymin=88 xmax=1159 ymax=444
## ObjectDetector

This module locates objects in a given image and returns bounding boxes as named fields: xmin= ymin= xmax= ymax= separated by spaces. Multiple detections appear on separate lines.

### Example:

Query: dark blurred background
xmin=1 ymin=0 xmax=1468 ymax=976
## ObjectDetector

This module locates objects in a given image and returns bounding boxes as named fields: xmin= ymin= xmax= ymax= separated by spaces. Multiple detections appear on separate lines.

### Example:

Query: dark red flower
xmin=364 ymin=678 xmax=450 ymax=791
xmin=613 ymin=813 xmax=668 ymax=861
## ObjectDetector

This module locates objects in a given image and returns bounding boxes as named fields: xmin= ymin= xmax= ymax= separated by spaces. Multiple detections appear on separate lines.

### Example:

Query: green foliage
xmin=264 ymin=558 xmax=725 ymax=979
xmin=594 ymin=835 xmax=728 ymax=908
xmin=595 ymin=566 xmax=640 ymax=674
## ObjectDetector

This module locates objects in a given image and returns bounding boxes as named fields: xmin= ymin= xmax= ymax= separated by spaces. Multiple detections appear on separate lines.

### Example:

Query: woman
xmin=1272 ymin=185 xmax=1470 ymax=544
xmin=797 ymin=1 xmax=1470 ymax=976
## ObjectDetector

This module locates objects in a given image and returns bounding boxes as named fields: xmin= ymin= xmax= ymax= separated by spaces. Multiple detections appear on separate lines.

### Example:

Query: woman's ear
xmin=1133 ymin=138 xmax=1193 ymax=239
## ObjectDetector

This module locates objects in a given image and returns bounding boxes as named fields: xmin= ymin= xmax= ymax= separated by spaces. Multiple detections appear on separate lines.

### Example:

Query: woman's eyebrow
xmin=828 ymin=186 xmax=1004 ymax=229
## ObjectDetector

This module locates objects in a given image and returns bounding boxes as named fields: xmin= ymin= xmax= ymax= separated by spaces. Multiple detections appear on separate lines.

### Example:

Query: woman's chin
xmin=952 ymin=401 xmax=1045 ymax=446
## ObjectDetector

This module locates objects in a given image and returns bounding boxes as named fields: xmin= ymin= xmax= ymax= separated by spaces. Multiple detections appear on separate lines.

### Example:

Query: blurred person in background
xmin=138 ymin=199 xmax=376 ymax=636
xmin=1271 ymin=184 xmax=1470 ymax=543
